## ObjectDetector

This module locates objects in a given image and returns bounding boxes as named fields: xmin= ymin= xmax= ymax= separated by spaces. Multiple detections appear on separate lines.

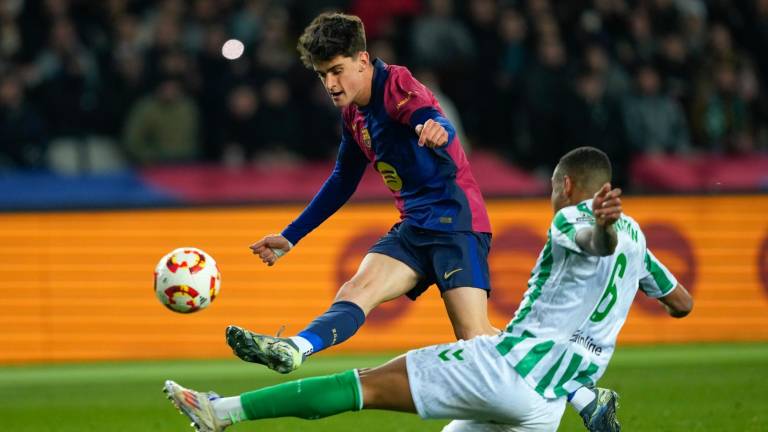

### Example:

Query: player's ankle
xmin=289 ymin=335 xmax=314 ymax=357
xmin=569 ymin=387 xmax=597 ymax=412
xmin=213 ymin=396 xmax=246 ymax=423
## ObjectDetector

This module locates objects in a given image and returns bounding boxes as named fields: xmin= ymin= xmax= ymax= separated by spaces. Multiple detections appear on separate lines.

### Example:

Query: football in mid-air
xmin=154 ymin=247 xmax=221 ymax=313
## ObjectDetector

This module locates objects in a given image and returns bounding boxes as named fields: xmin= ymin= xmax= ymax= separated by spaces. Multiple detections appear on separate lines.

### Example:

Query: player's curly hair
xmin=297 ymin=13 xmax=366 ymax=69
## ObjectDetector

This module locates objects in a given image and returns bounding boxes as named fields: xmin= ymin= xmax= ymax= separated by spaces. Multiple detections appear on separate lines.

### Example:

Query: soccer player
xmin=165 ymin=147 xmax=694 ymax=432
xmin=225 ymin=12 xmax=497 ymax=374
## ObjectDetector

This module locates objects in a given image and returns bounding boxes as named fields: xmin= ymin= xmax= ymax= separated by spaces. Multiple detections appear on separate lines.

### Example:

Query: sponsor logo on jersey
xmin=570 ymin=330 xmax=604 ymax=356
xmin=375 ymin=161 xmax=403 ymax=191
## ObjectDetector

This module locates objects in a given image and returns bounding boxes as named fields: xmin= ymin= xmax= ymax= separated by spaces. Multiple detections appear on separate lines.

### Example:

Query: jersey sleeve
xmin=280 ymin=124 xmax=369 ymax=245
xmin=549 ymin=203 xmax=595 ymax=253
xmin=638 ymin=249 xmax=679 ymax=298
xmin=382 ymin=67 xmax=451 ymax=133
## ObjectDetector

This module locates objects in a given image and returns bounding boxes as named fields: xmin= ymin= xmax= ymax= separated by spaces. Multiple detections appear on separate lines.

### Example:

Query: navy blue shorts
xmin=368 ymin=222 xmax=492 ymax=300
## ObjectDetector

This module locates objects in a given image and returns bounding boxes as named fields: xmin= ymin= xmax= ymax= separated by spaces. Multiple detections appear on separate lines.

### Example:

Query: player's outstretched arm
xmin=249 ymin=234 xmax=293 ymax=267
xmin=251 ymin=130 xmax=367 ymax=267
xmin=658 ymin=283 xmax=694 ymax=318
xmin=576 ymin=183 xmax=623 ymax=256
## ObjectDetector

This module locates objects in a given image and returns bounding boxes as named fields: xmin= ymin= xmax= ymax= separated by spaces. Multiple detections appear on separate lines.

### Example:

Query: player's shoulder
xmin=552 ymin=200 xmax=595 ymax=229
xmin=548 ymin=201 xmax=594 ymax=249
xmin=382 ymin=64 xmax=432 ymax=114
xmin=385 ymin=63 xmax=415 ymax=80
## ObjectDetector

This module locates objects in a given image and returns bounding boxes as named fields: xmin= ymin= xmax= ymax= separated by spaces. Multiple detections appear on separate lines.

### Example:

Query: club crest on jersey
xmin=361 ymin=127 xmax=372 ymax=148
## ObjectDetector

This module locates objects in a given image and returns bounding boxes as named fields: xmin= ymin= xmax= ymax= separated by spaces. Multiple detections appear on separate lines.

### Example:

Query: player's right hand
xmin=415 ymin=119 xmax=449 ymax=148
xmin=249 ymin=234 xmax=293 ymax=266
xmin=592 ymin=183 xmax=622 ymax=227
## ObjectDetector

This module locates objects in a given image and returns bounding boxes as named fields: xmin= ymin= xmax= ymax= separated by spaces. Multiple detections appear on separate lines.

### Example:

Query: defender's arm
xmin=575 ymin=184 xmax=622 ymax=256
xmin=658 ymin=284 xmax=693 ymax=318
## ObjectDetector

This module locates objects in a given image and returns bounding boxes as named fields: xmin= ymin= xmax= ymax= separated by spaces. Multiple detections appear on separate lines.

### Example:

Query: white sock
xmin=213 ymin=396 xmax=246 ymax=423
xmin=569 ymin=387 xmax=596 ymax=412
xmin=289 ymin=336 xmax=314 ymax=357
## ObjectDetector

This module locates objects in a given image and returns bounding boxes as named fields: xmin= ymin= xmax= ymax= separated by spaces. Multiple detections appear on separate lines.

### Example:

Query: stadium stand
xmin=0 ymin=0 xmax=766 ymax=209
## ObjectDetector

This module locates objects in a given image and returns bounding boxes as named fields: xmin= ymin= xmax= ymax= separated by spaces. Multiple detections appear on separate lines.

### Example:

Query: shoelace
xmin=275 ymin=325 xmax=286 ymax=338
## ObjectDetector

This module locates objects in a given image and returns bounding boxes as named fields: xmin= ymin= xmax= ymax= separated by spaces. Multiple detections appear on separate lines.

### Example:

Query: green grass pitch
xmin=2 ymin=343 xmax=766 ymax=431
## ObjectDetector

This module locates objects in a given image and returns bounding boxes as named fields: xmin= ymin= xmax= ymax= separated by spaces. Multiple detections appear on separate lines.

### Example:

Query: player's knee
xmin=336 ymin=279 xmax=364 ymax=300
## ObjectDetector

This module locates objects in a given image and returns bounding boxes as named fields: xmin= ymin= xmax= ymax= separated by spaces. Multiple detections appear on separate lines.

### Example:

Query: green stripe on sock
xmin=240 ymin=369 xmax=362 ymax=421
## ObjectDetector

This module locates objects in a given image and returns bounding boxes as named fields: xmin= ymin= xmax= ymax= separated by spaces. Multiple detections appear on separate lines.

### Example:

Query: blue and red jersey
xmin=282 ymin=59 xmax=491 ymax=245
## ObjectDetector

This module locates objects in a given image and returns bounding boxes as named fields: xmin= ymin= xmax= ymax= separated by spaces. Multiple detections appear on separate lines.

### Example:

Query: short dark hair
xmin=556 ymin=147 xmax=612 ymax=190
xmin=297 ymin=13 xmax=366 ymax=69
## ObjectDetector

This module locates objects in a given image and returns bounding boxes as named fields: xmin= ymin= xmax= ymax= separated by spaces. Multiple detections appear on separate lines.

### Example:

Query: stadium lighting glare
xmin=222 ymin=39 xmax=245 ymax=60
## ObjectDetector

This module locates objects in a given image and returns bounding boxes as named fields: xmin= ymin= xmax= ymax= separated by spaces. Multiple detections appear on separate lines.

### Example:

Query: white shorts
xmin=406 ymin=335 xmax=566 ymax=432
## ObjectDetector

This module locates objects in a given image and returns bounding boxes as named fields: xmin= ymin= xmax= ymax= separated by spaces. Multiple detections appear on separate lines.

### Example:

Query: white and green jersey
xmin=495 ymin=199 xmax=678 ymax=399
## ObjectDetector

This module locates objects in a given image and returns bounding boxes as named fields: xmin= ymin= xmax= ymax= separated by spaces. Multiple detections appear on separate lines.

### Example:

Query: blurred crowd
xmin=0 ymin=0 xmax=767 ymax=187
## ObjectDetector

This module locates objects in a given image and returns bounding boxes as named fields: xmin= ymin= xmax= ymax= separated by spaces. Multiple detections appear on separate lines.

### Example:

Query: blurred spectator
xmin=196 ymin=24 xmax=232 ymax=161
xmin=583 ymin=42 xmax=630 ymax=103
xmin=563 ymin=69 xmax=629 ymax=187
xmin=519 ymin=35 xmax=569 ymax=170
xmin=624 ymin=8 xmax=655 ymax=64
xmin=123 ymin=77 xmax=200 ymax=164
xmin=497 ymin=7 xmax=528 ymax=92
xmin=623 ymin=64 xmax=690 ymax=155
xmin=32 ymin=18 xmax=100 ymax=138
xmin=692 ymin=62 xmax=755 ymax=153
xmin=0 ymin=1 xmax=23 ymax=67
xmin=98 ymin=50 xmax=146 ymax=136
xmin=351 ymin=0 xmax=421 ymax=40
xmin=751 ymin=0 xmax=768 ymax=85
xmin=299 ymin=84 xmax=341 ymax=161
xmin=648 ymin=0 xmax=680 ymax=36
xmin=0 ymin=0 xmax=763 ymax=190
xmin=678 ymin=0 xmax=708 ymax=57
xmin=411 ymin=0 xmax=474 ymax=69
xmin=255 ymin=77 xmax=302 ymax=164
xmin=0 ymin=72 xmax=46 ymax=169
xmin=222 ymin=84 xmax=262 ymax=167
xmin=655 ymin=33 xmax=694 ymax=102
xmin=231 ymin=0 xmax=267 ymax=46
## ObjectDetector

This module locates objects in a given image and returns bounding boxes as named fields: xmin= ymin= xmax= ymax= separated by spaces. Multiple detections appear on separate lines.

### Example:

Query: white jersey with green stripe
xmin=496 ymin=199 xmax=678 ymax=399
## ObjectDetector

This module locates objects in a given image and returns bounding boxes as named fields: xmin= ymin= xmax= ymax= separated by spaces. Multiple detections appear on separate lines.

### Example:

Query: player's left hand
xmin=415 ymin=119 xmax=449 ymax=148
xmin=592 ymin=183 xmax=622 ymax=227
